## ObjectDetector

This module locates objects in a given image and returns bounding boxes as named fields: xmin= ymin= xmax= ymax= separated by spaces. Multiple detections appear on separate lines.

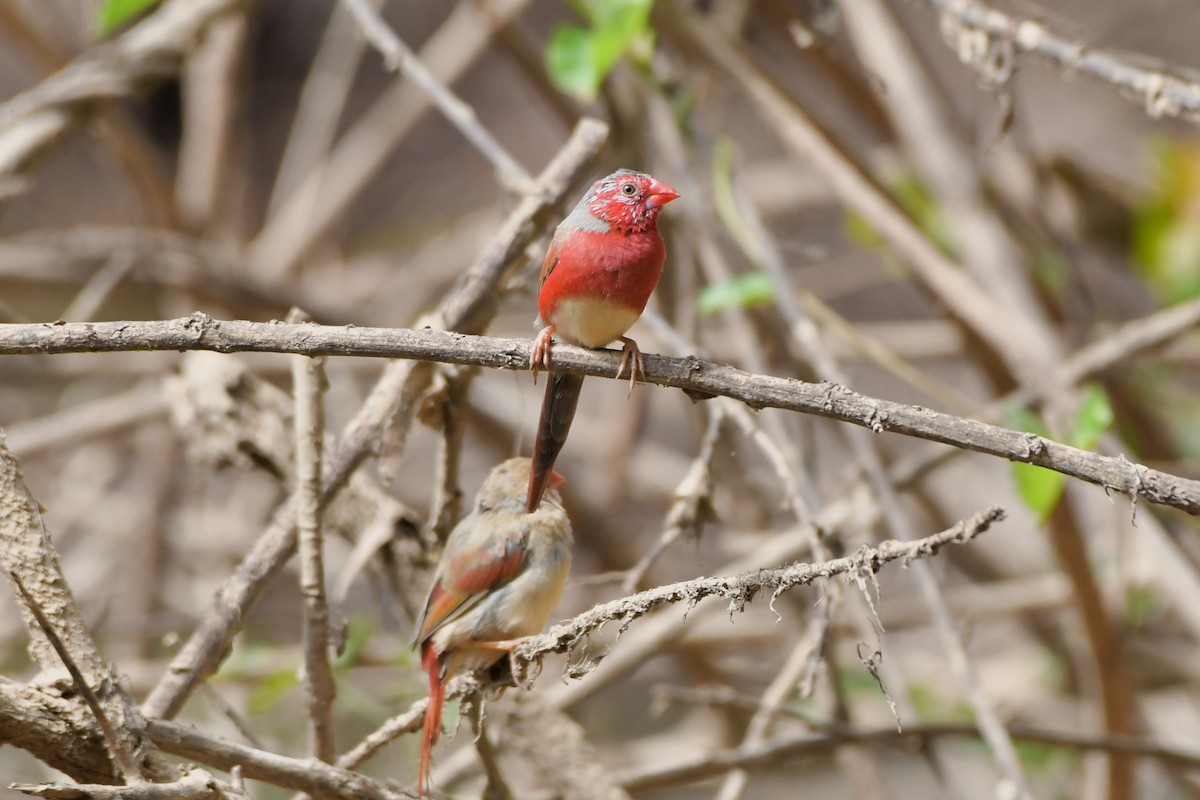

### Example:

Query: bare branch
xmin=918 ymin=0 xmax=1200 ymax=124
xmin=144 ymin=719 xmax=412 ymax=800
xmin=290 ymin=320 xmax=336 ymax=763
xmin=336 ymin=0 xmax=533 ymax=192
xmin=512 ymin=507 xmax=1005 ymax=667
xmin=0 ymin=0 xmax=248 ymax=183
xmin=5 ymin=318 xmax=1198 ymax=515
xmin=7 ymin=573 xmax=144 ymax=784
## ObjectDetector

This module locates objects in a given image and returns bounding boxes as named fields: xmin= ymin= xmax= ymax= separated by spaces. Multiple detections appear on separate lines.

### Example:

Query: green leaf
xmin=697 ymin=271 xmax=775 ymax=315
xmin=546 ymin=25 xmax=600 ymax=100
xmin=544 ymin=0 xmax=654 ymax=102
xmin=96 ymin=0 xmax=159 ymax=36
xmin=1008 ymin=407 xmax=1064 ymax=522
xmin=1069 ymin=383 xmax=1113 ymax=450
xmin=248 ymin=667 xmax=299 ymax=716
xmin=1133 ymin=139 xmax=1200 ymax=303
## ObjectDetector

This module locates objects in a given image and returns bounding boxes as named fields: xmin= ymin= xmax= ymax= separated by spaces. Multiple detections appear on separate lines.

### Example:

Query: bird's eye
xmin=621 ymin=183 xmax=637 ymax=196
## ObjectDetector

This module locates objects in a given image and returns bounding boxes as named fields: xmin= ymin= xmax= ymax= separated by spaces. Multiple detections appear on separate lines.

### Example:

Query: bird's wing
xmin=413 ymin=516 xmax=528 ymax=646
xmin=538 ymin=236 xmax=560 ymax=290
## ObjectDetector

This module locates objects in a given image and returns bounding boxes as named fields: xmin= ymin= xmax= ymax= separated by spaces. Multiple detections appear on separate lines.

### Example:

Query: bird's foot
xmin=616 ymin=336 xmax=644 ymax=397
xmin=530 ymin=326 xmax=555 ymax=385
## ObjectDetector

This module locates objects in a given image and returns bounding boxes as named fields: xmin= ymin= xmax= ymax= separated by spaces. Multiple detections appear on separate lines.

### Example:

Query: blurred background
xmin=2 ymin=0 xmax=1200 ymax=798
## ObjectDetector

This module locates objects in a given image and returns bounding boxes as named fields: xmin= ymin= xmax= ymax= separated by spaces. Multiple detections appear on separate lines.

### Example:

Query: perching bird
xmin=527 ymin=169 xmax=679 ymax=512
xmin=413 ymin=457 xmax=573 ymax=797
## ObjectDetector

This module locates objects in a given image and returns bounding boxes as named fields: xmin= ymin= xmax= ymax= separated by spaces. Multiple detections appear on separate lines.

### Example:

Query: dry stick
xmin=61 ymin=253 xmax=137 ymax=323
xmin=657 ymin=1 xmax=1043 ymax=388
xmin=427 ymin=367 xmax=476 ymax=543
xmin=0 ymin=0 xmax=247 ymax=179
xmin=721 ymin=139 xmax=1030 ymax=800
xmin=514 ymin=506 xmax=1004 ymax=664
xmin=335 ymin=703 xmax=428 ymax=772
xmin=836 ymin=0 xmax=1061 ymax=361
xmin=139 ymin=118 xmax=608 ymax=721
xmin=144 ymin=719 xmax=409 ymax=800
xmin=620 ymin=409 xmax=721 ymax=593
xmin=838 ymin=8 xmax=1133 ymax=794
xmin=7 ymin=572 xmax=144 ymax=785
xmin=12 ymin=770 xmax=227 ymax=800
xmin=265 ymin=0 xmax=375 ymax=217
xmin=247 ymin=0 xmax=535 ymax=278
xmin=0 ymin=437 xmax=172 ymax=782
xmin=917 ymin=0 xmax=1200 ymax=123
xmin=291 ymin=333 xmax=336 ymax=763
xmin=4 ymin=382 xmax=165 ymax=456
xmin=337 ymin=0 xmax=532 ymax=192
xmin=338 ymin=507 xmax=1001 ymax=783
xmin=174 ymin=14 xmax=244 ymax=231
xmin=615 ymin=719 xmax=1200 ymax=793
xmin=0 ymin=227 xmax=340 ymax=321
xmin=5 ymin=318 xmax=1197 ymax=516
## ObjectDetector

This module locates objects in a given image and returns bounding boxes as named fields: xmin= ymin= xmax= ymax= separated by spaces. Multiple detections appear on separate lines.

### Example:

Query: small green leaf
xmin=544 ymin=0 xmax=654 ymax=101
xmin=96 ymin=0 xmax=159 ymax=36
xmin=1012 ymin=462 xmax=1066 ymax=523
xmin=1008 ymin=407 xmax=1064 ymax=522
xmin=546 ymin=25 xmax=601 ymax=100
xmin=697 ymin=271 xmax=775 ymax=315
xmin=1069 ymin=383 xmax=1113 ymax=450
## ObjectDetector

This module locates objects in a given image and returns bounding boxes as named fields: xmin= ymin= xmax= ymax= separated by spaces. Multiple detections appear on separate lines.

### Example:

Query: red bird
xmin=413 ymin=457 xmax=572 ymax=797
xmin=527 ymin=169 xmax=679 ymax=512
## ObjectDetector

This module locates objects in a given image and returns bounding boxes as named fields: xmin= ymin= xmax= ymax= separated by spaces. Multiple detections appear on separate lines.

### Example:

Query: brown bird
xmin=412 ymin=457 xmax=573 ymax=797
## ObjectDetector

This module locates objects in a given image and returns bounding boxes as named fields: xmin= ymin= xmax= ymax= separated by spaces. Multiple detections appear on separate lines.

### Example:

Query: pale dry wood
xmin=4 ymin=317 xmax=1197 ymax=515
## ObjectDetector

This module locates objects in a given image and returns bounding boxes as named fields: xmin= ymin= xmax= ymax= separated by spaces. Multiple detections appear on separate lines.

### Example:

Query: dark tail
xmin=527 ymin=371 xmax=584 ymax=512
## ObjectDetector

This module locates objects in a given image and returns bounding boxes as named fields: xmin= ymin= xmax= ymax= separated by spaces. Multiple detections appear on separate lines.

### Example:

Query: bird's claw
xmin=616 ymin=337 xmax=644 ymax=398
xmin=530 ymin=326 xmax=555 ymax=384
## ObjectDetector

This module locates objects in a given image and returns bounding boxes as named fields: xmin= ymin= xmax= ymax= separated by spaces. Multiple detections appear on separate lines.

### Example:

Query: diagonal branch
xmin=917 ymin=0 xmax=1200 ymax=124
xmin=3 ymin=318 xmax=1198 ymax=515
xmin=0 ymin=0 xmax=248 ymax=181
xmin=513 ymin=506 xmax=1005 ymax=665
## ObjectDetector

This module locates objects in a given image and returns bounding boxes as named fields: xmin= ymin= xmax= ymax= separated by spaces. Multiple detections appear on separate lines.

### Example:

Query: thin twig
xmin=917 ymin=0 xmax=1200 ymax=124
xmin=0 ymin=0 xmax=247 ymax=182
xmin=7 ymin=572 xmax=144 ymax=784
xmin=247 ymin=0 xmax=536 ymax=277
xmin=337 ymin=0 xmax=532 ymax=192
xmin=291 ymin=319 xmax=336 ymax=763
xmin=12 ymin=769 xmax=225 ymax=800
xmin=513 ymin=507 xmax=1005 ymax=667
xmin=614 ymin=714 xmax=1200 ymax=792
xmin=6 ymin=318 xmax=1197 ymax=516
xmin=144 ymin=719 xmax=410 ymax=800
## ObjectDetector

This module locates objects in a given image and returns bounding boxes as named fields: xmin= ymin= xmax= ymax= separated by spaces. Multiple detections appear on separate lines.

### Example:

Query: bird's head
xmin=585 ymin=169 xmax=679 ymax=233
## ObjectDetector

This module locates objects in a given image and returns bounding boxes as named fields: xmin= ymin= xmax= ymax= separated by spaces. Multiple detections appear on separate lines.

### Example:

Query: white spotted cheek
xmin=551 ymin=299 xmax=640 ymax=349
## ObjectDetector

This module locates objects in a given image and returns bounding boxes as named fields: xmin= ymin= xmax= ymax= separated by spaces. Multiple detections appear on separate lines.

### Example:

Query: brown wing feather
xmin=538 ymin=236 xmax=560 ymax=290
xmin=413 ymin=522 xmax=527 ymax=646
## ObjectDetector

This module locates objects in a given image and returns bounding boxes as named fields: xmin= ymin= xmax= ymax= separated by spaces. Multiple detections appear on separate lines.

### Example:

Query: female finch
xmin=412 ymin=457 xmax=572 ymax=797
xmin=527 ymin=169 xmax=679 ymax=512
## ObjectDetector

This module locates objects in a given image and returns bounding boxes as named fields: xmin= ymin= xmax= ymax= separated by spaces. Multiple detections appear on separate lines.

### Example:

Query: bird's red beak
xmin=645 ymin=179 xmax=680 ymax=208
xmin=549 ymin=470 xmax=566 ymax=488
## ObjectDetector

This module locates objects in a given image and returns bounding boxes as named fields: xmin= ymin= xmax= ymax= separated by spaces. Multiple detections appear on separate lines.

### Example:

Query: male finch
xmin=412 ymin=457 xmax=572 ymax=797
xmin=527 ymin=169 xmax=679 ymax=512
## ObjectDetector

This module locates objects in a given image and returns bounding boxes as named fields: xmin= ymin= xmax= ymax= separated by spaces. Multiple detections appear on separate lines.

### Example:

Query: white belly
xmin=551 ymin=298 xmax=640 ymax=348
